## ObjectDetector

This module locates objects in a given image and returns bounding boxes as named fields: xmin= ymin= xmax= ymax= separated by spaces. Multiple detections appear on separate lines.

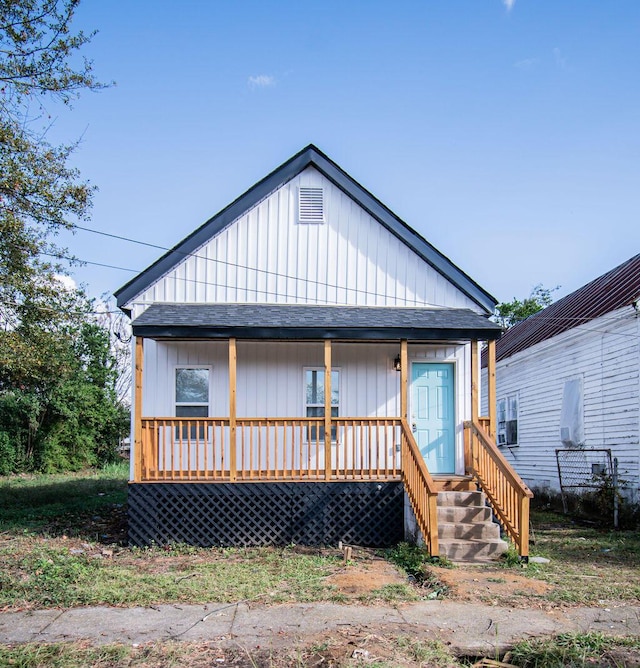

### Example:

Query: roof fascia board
xmin=116 ymin=144 xmax=497 ymax=314
xmin=132 ymin=325 xmax=502 ymax=341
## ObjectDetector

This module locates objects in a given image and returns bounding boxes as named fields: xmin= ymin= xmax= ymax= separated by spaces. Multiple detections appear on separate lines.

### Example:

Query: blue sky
xmin=49 ymin=0 xmax=640 ymax=306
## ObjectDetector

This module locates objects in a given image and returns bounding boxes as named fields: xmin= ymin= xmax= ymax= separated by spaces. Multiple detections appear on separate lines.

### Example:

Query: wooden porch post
xmin=133 ymin=336 xmax=143 ymax=483
xmin=229 ymin=337 xmax=237 ymax=481
xmin=400 ymin=339 xmax=408 ymax=420
xmin=487 ymin=339 xmax=497 ymax=441
xmin=324 ymin=340 xmax=332 ymax=480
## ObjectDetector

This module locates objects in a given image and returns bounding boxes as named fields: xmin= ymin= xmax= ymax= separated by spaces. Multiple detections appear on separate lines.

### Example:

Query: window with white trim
xmin=175 ymin=367 xmax=210 ymax=439
xmin=305 ymin=368 xmax=339 ymax=440
xmin=497 ymin=393 xmax=518 ymax=446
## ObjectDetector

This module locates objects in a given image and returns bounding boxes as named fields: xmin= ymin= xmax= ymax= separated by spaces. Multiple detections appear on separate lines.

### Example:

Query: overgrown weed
xmin=507 ymin=632 xmax=640 ymax=667
xmin=384 ymin=542 xmax=451 ymax=599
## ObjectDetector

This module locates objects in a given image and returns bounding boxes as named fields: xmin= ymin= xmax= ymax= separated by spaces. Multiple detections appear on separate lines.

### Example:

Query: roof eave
xmin=132 ymin=324 xmax=503 ymax=341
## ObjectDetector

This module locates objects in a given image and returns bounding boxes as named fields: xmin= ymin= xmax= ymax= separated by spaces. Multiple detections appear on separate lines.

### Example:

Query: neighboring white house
xmin=115 ymin=145 xmax=532 ymax=557
xmin=482 ymin=254 xmax=640 ymax=503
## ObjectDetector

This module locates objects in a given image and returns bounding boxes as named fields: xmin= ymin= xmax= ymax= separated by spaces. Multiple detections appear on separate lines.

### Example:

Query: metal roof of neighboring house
xmin=115 ymin=145 xmax=498 ymax=314
xmin=132 ymin=304 xmax=502 ymax=341
xmin=490 ymin=253 xmax=640 ymax=363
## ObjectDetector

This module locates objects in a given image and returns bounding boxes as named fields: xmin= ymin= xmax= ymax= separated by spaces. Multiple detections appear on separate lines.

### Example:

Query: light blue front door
xmin=411 ymin=362 xmax=455 ymax=474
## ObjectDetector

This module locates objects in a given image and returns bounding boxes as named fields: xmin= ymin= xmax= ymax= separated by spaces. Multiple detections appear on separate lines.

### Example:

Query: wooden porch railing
xmin=400 ymin=419 xmax=439 ymax=557
xmin=464 ymin=419 xmax=533 ymax=557
xmin=138 ymin=416 xmax=440 ymax=556
xmin=139 ymin=417 xmax=404 ymax=482
xmin=478 ymin=416 xmax=491 ymax=433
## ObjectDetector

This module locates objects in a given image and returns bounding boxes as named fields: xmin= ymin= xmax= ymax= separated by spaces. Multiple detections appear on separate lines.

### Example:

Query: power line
xmin=32 ymin=222 xmax=640 ymax=321
xmin=57 ymin=221 xmax=449 ymax=308
xmin=46 ymin=251 xmax=438 ymax=307
xmin=42 ymin=249 xmax=640 ymax=326
xmin=0 ymin=298 xmax=121 ymax=317
xmin=42 ymin=253 xmax=138 ymax=273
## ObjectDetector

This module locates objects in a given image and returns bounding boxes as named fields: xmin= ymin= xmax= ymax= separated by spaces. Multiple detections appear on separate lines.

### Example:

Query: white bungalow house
xmin=115 ymin=145 xmax=532 ymax=560
xmin=482 ymin=254 xmax=640 ymax=504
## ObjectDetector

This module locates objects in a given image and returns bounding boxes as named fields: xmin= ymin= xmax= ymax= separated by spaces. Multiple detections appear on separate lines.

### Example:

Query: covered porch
xmin=130 ymin=304 xmax=532 ymax=557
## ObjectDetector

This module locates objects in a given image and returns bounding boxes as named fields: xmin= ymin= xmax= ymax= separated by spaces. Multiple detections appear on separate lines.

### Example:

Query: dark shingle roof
xmin=491 ymin=254 xmax=640 ymax=363
xmin=115 ymin=145 xmax=497 ymax=314
xmin=132 ymin=304 xmax=502 ymax=341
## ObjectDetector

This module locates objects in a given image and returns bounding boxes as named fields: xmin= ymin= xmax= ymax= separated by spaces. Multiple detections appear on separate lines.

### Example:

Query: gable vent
xmin=298 ymin=186 xmax=324 ymax=223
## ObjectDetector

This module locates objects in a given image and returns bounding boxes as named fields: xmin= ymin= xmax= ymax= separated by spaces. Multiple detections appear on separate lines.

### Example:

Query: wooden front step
xmin=431 ymin=476 xmax=476 ymax=492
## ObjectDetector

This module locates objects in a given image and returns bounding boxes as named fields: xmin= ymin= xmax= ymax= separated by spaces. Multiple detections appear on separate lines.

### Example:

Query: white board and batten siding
xmin=126 ymin=167 xmax=482 ymax=319
xmin=145 ymin=341 xmax=469 ymax=419
xmin=143 ymin=340 xmax=471 ymax=476
xmin=481 ymin=306 xmax=640 ymax=501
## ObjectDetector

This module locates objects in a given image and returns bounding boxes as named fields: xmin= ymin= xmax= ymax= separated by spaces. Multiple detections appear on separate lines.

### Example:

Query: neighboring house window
xmin=305 ymin=368 xmax=339 ymax=440
xmin=560 ymin=377 xmax=584 ymax=446
xmin=298 ymin=186 xmax=324 ymax=223
xmin=175 ymin=367 xmax=210 ymax=439
xmin=497 ymin=394 xmax=518 ymax=446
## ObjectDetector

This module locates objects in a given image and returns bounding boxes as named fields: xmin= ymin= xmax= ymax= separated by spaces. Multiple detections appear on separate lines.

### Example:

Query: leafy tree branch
xmin=494 ymin=284 xmax=559 ymax=329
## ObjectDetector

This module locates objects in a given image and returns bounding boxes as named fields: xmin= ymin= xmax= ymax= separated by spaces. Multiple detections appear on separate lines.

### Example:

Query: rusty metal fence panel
xmin=555 ymin=448 xmax=614 ymax=514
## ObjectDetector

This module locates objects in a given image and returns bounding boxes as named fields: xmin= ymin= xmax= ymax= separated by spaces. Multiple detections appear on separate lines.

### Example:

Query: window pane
xmin=508 ymin=396 xmax=518 ymax=420
xmin=306 ymin=369 xmax=340 ymax=405
xmin=306 ymin=406 xmax=324 ymax=418
xmin=176 ymin=368 xmax=209 ymax=403
xmin=176 ymin=405 xmax=208 ymax=418
xmin=331 ymin=371 xmax=339 ymax=405
xmin=306 ymin=370 xmax=323 ymax=404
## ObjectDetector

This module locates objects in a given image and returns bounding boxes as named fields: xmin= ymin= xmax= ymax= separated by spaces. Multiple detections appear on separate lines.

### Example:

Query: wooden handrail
xmin=400 ymin=419 xmax=439 ymax=557
xmin=138 ymin=417 xmax=404 ymax=483
xmin=465 ymin=419 xmax=533 ymax=557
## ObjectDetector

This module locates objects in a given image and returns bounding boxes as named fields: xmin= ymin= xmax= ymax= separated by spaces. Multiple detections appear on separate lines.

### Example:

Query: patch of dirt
xmin=432 ymin=565 xmax=555 ymax=607
xmin=326 ymin=557 xmax=406 ymax=594
xmin=42 ymin=503 xmax=128 ymax=545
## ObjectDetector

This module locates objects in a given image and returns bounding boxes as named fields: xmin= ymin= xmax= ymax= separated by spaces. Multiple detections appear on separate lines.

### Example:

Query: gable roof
xmin=115 ymin=144 xmax=497 ymax=314
xmin=492 ymin=253 xmax=640 ymax=363
xmin=132 ymin=303 xmax=503 ymax=341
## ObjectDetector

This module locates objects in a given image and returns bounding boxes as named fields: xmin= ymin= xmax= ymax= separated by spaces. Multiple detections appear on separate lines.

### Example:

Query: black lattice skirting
xmin=128 ymin=482 xmax=404 ymax=548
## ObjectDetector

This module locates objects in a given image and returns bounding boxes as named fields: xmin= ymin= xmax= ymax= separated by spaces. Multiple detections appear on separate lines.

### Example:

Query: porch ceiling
xmin=131 ymin=303 xmax=503 ymax=341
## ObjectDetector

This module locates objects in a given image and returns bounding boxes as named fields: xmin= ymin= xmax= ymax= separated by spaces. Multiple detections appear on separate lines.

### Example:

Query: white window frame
xmin=497 ymin=392 xmax=518 ymax=447
xmin=173 ymin=365 xmax=212 ymax=440
xmin=174 ymin=365 xmax=212 ymax=416
xmin=303 ymin=366 xmax=341 ymax=441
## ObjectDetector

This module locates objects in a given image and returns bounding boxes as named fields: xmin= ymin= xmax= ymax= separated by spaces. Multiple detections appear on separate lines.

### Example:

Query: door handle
xmin=412 ymin=423 xmax=417 ymax=432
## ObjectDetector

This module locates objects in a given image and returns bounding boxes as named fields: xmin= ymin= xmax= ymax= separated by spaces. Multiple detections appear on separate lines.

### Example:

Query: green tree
xmin=0 ymin=1 xmax=127 ymax=473
xmin=494 ymin=284 xmax=558 ymax=329
xmin=0 ymin=0 xmax=105 ymax=341
xmin=0 ymin=302 xmax=129 ymax=472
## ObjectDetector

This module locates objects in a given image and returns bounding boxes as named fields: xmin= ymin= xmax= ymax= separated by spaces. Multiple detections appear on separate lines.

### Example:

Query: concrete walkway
xmin=1 ymin=601 xmax=639 ymax=653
